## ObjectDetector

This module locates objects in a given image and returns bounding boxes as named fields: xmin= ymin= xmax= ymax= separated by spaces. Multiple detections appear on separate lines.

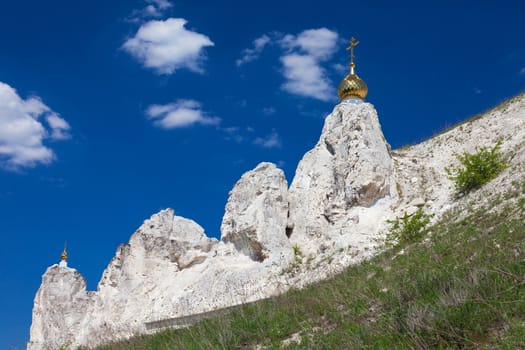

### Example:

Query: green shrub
xmin=293 ymin=244 xmax=303 ymax=257
xmin=386 ymin=208 xmax=434 ymax=244
xmin=446 ymin=141 xmax=507 ymax=198
xmin=58 ymin=343 xmax=71 ymax=350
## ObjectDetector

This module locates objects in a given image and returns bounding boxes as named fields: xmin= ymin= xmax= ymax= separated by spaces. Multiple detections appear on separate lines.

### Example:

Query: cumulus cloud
xmin=279 ymin=28 xmax=339 ymax=101
xmin=236 ymin=34 xmax=271 ymax=66
xmin=123 ymin=18 xmax=214 ymax=74
xmin=237 ymin=28 xmax=340 ymax=101
xmin=0 ymin=82 xmax=71 ymax=170
xmin=146 ymin=99 xmax=220 ymax=129
xmin=280 ymin=28 xmax=339 ymax=60
xmin=253 ymin=131 xmax=282 ymax=149
xmin=280 ymin=54 xmax=333 ymax=102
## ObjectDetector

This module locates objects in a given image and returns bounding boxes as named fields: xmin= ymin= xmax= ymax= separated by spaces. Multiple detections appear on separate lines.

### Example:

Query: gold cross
xmin=346 ymin=37 xmax=360 ymax=64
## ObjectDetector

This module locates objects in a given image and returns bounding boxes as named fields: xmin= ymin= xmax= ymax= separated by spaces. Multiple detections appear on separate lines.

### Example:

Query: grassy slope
xmin=87 ymin=95 xmax=525 ymax=350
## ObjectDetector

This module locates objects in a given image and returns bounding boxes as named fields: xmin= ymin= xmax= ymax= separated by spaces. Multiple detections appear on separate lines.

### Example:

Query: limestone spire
xmin=337 ymin=36 xmax=368 ymax=103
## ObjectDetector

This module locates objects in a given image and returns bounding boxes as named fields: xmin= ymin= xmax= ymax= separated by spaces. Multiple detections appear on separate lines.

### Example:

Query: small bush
xmin=386 ymin=208 xmax=434 ymax=244
xmin=293 ymin=245 xmax=303 ymax=257
xmin=282 ymin=245 xmax=304 ymax=275
xmin=446 ymin=141 xmax=507 ymax=198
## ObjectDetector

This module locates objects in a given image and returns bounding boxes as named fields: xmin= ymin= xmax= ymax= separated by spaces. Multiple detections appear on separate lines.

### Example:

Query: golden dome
xmin=338 ymin=37 xmax=368 ymax=102
xmin=338 ymin=67 xmax=368 ymax=101
xmin=61 ymin=241 xmax=68 ymax=261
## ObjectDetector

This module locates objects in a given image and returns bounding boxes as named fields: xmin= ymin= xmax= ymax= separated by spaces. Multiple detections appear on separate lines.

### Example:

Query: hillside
xmin=28 ymin=92 xmax=525 ymax=349
xmin=85 ymin=94 xmax=525 ymax=349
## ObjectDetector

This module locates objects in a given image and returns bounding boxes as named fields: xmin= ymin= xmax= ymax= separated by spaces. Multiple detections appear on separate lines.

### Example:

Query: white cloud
xmin=279 ymin=28 xmax=339 ymax=101
xmin=280 ymin=28 xmax=339 ymax=60
xmin=519 ymin=67 xmax=525 ymax=75
xmin=47 ymin=114 xmax=72 ymax=140
xmin=280 ymin=54 xmax=333 ymax=102
xmin=236 ymin=34 xmax=271 ymax=66
xmin=142 ymin=5 xmax=164 ymax=18
xmin=123 ymin=18 xmax=214 ymax=74
xmin=146 ymin=99 xmax=220 ymax=129
xmin=0 ymin=82 xmax=70 ymax=170
xmin=148 ymin=0 xmax=172 ymax=10
xmin=239 ymin=28 xmax=340 ymax=101
xmin=253 ymin=131 xmax=282 ymax=149
xmin=128 ymin=0 xmax=173 ymax=22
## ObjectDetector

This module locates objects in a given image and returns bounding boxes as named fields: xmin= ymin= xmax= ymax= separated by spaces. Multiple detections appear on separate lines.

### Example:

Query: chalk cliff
xmin=28 ymin=95 xmax=525 ymax=349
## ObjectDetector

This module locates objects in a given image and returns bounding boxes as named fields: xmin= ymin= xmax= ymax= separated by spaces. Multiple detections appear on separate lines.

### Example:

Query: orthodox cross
xmin=346 ymin=37 xmax=360 ymax=73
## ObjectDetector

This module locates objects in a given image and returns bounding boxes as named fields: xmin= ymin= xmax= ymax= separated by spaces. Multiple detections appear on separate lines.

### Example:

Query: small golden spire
xmin=61 ymin=241 xmax=68 ymax=261
xmin=346 ymin=37 xmax=360 ymax=75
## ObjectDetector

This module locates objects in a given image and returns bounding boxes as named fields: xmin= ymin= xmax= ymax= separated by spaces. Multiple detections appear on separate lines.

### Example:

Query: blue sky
xmin=0 ymin=0 xmax=524 ymax=348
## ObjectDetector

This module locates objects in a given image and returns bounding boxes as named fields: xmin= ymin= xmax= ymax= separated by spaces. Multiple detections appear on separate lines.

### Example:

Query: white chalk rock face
xmin=29 ymin=208 xmax=287 ymax=349
xmin=221 ymin=162 xmax=293 ymax=266
xmin=27 ymin=103 xmax=399 ymax=349
xmin=27 ymin=93 xmax=525 ymax=350
xmin=28 ymin=265 xmax=92 ymax=350
xmin=86 ymin=209 xmax=219 ymax=344
xmin=288 ymin=102 xmax=396 ymax=255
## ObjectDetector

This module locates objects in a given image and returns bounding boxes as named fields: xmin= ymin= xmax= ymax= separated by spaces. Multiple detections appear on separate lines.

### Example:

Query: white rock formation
xmin=29 ymin=196 xmax=291 ymax=349
xmin=83 ymin=210 xmax=219 ymax=344
xmin=28 ymin=94 xmax=525 ymax=349
xmin=28 ymin=265 xmax=92 ymax=350
xmin=287 ymin=102 xmax=396 ymax=256
xmin=221 ymin=162 xmax=293 ymax=266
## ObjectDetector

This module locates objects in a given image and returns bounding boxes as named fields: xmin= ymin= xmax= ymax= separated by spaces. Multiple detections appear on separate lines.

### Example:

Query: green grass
xmin=85 ymin=176 xmax=525 ymax=350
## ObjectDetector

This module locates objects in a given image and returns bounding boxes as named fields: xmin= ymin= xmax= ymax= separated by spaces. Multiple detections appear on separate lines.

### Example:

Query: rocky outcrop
xmin=30 ymin=93 xmax=525 ymax=349
xmin=287 ymin=102 xmax=396 ymax=256
xmin=221 ymin=162 xmax=293 ymax=266
xmin=28 ymin=265 xmax=92 ymax=350
xmin=28 ymin=101 xmax=400 ymax=349
xmin=88 ymin=209 xmax=220 ymax=342
xmin=29 ymin=185 xmax=292 ymax=348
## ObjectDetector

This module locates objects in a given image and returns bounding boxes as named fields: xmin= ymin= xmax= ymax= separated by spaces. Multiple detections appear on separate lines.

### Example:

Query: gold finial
xmin=61 ymin=241 xmax=68 ymax=261
xmin=346 ymin=37 xmax=360 ymax=75
xmin=338 ymin=36 xmax=368 ymax=102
